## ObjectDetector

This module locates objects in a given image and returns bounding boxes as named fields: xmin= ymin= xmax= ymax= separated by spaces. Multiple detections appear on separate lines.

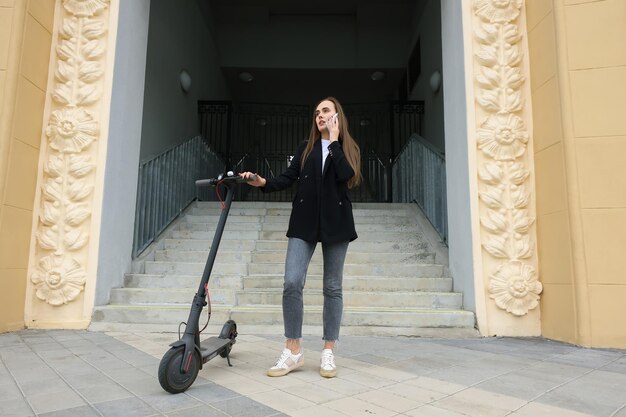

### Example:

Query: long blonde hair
xmin=301 ymin=97 xmax=362 ymax=189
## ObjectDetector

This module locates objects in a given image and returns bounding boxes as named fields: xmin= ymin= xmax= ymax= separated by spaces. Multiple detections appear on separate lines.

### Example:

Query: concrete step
xmin=109 ymin=288 xmax=236 ymax=305
xmin=171 ymin=229 xmax=426 ymax=241
xmin=242 ymin=275 xmax=453 ymax=292
xmin=108 ymin=287 xmax=461 ymax=309
xmin=153 ymin=249 xmax=434 ymax=264
xmin=190 ymin=207 xmax=412 ymax=218
xmin=251 ymin=250 xmax=435 ymax=264
xmin=91 ymin=305 xmax=476 ymax=329
xmin=163 ymin=239 xmax=429 ymax=253
xmin=125 ymin=274 xmax=244 ymax=289
xmin=144 ymin=261 xmax=248 ymax=275
xmin=178 ymin=222 xmax=263 ymax=231
xmin=254 ymin=240 xmax=429 ymax=253
xmin=247 ymin=262 xmax=445 ymax=277
xmin=184 ymin=214 xmax=418 ymax=225
xmin=98 ymin=201 xmax=475 ymax=336
xmin=144 ymin=260 xmax=443 ymax=277
xmin=163 ymin=239 xmax=257 ymax=251
xmin=178 ymin=221 xmax=422 ymax=233
xmin=125 ymin=273 xmax=452 ymax=292
xmin=155 ymin=250 xmax=253 ymax=263
xmin=236 ymin=290 xmax=462 ymax=309
xmin=171 ymin=230 xmax=260 ymax=240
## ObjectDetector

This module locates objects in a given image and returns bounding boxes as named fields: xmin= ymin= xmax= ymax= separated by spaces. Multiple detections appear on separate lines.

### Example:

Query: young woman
xmin=240 ymin=97 xmax=362 ymax=378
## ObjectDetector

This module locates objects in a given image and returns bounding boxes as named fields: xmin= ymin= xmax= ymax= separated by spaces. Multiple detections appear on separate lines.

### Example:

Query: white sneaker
xmin=320 ymin=348 xmax=337 ymax=378
xmin=267 ymin=348 xmax=304 ymax=377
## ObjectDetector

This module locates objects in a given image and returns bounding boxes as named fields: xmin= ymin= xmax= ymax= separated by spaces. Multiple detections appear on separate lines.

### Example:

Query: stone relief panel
xmin=472 ymin=0 xmax=542 ymax=316
xmin=30 ymin=0 xmax=109 ymax=306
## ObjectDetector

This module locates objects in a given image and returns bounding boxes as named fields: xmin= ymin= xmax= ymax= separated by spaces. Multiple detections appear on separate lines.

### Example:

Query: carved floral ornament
xmin=30 ymin=0 xmax=109 ymax=306
xmin=472 ymin=0 xmax=542 ymax=316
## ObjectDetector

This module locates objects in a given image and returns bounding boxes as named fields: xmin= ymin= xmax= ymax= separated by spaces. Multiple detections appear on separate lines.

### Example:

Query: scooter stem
xmin=180 ymin=181 xmax=235 ymax=372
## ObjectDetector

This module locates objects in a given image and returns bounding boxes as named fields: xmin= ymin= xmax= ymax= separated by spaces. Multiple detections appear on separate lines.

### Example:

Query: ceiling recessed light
xmin=370 ymin=71 xmax=385 ymax=81
xmin=239 ymin=72 xmax=254 ymax=82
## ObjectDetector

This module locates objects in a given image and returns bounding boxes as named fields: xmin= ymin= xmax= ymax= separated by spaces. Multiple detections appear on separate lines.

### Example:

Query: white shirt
xmin=321 ymin=139 xmax=331 ymax=172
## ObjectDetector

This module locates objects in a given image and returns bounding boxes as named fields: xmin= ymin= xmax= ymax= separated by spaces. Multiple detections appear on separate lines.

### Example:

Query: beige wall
xmin=527 ymin=0 xmax=626 ymax=347
xmin=0 ymin=0 xmax=55 ymax=332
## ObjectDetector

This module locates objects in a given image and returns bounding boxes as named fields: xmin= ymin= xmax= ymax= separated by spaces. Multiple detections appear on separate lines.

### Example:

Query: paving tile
xmin=287 ymin=405 xmax=349 ymax=417
xmin=211 ymin=395 xmax=280 ymax=417
xmin=140 ymin=392 xmax=204 ymax=413
xmin=165 ymin=404 xmax=230 ymax=417
xmin=20 ymin=336 xmax=56 ymax=345
xmin=89 ymin=358 xmax=133 ymax=371
xmin=534 ymin=370 xmax=626 ymax=416
xmin=0 ymin=380 xmax=23 ymax=401
xmin=382 ymin=381 xmax=448 ymax=404
xmin=340 ymin=368 xmax=396 ymax=388
xmin=600 ymin=355 xmax=626 ymax=375
xmin=403 ymin=376 xmax=467 ymax=395
xmin=27 ymin=389 xmax=86 ymax=415
xmin=324 ymin=396 xmax=397 ymax=417
xmin=248 ymin=388 xmax=315 ymax=414
xmin=38 ymin=404 xmax=101 ymax=417
xmin=0 ymin=334 xmax=22 ymax=346
xmin=432 ymin=387 xmax=527 ymax=417
xmin=547 ymin=348 xmax=623 ymax=370
xmin=312 ymin=376 xmax=370 ymax=396
xmin=474 ymin=365 xmax=581 ymax=401
xmin=94 ymin=397 xmax=157 ymax=417
xmin=62 ymin=370 xmax=112 ymax=388
xmin=404 ymin=404 xmax=471 ymax=417
xmin=19 ymin=376 xmax=72 ymax=397
xmin=0 ymin=397 xmax=34 ymax=417
xmin=28 ymin=342 xmax=64 ymax=353
xmin=351 ymin=353 xmax=405 ymax=365
xmin=613 ymin=405 xmax=626 ymax=417
xmin=8 ymin=364 xmax=55 ymax=383
xmin=280 ymin=382 xmax=344 ymax=404
xmin=360 ymin=364 xmax=417 ymax=381
xmin=354 ymin=388 xmax=424 ymax=413
xmin=185 ymin=382 xmax=241 ymax=403
xmin=200 ymin=370 xmax=274 ymax=396
xmin=76 ymin=382 xmax=134 ymax=403
xmin=385 ymin=356 xmax=452 ymax=376
xmin=117 ymin=375 xmax=163 ymax=396
xmin=511 ymin=401 xmax=598 ymax=417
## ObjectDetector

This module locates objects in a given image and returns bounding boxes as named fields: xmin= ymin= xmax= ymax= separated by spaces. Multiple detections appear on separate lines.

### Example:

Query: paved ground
xmin=1 ymin=329 xmax=625 ymax=417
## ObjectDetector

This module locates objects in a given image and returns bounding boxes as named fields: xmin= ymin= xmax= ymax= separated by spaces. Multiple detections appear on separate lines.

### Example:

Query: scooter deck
xmin=199 ymin=336 xmax=232 ymax=361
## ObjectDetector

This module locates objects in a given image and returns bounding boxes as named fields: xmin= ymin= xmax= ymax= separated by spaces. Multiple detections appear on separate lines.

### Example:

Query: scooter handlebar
xmin=195 ymin=172 xmax=257 ymax=187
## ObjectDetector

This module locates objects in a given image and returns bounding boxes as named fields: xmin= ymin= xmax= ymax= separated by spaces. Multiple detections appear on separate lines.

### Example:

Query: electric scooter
xmin=158 ymin=171 xmax=254 ymax=394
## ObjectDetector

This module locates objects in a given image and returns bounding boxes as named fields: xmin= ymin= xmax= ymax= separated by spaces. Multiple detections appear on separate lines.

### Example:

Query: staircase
xmin=91 ymin=201 xmax=476 ymax=337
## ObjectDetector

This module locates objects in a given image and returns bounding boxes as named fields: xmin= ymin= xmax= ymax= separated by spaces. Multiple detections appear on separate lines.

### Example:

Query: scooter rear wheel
xmin=158 ymin=347 xmax=200 ymax=394
xmin=218 ymin=320 xmax=237 ymax=358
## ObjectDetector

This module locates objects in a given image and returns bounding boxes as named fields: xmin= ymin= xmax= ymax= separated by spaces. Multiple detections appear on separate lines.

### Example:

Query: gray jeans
xmin=282 ymin=238 xmax=349 ymax=341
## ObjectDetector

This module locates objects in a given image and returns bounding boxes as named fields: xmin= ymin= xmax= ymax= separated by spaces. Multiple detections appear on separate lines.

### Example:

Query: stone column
xmin=463 ymin=0 xmax=542 ymax=335
xmin=24 ymin=0 xmax=119 ymax=328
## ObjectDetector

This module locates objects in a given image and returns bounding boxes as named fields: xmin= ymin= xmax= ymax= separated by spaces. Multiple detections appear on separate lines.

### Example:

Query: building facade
xmin=0 ymin=0 xmax=624 ymax=348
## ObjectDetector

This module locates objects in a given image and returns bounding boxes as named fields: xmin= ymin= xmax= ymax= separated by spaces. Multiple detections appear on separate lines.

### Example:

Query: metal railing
xmin=392 ymin=134 xmax=448 ymax=243
xmin=362 ymin=149 xmax=388 ymax=202
xmin=132 ymin=136 xmax=225 ymax=257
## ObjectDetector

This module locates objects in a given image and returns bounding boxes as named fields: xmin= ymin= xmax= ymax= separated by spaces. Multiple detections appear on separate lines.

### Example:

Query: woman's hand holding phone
xmin=327 ymin=113 xmax=339 ymax=142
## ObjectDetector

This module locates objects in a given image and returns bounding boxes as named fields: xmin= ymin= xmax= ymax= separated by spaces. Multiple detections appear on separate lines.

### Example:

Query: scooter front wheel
xmin=158 ymin=347 xmax=200 ymax=394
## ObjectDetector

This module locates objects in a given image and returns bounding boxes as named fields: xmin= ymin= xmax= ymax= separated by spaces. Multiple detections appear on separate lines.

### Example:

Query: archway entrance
xmin=97 ymin=0 xmax=476 ymax=325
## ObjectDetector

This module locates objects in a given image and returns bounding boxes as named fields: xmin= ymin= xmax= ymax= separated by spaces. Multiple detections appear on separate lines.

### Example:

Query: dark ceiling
xmin=204 ymin=0 xmax=423 ymax=105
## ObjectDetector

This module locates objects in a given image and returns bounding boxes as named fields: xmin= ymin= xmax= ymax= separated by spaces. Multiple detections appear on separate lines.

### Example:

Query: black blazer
xmin=263 ymin=139 xmax=358 ymax=244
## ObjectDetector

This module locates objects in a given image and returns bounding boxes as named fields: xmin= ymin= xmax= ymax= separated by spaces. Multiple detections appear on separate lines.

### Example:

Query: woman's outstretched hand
xmin=240 ymin=171 xmax=266 ymax=187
